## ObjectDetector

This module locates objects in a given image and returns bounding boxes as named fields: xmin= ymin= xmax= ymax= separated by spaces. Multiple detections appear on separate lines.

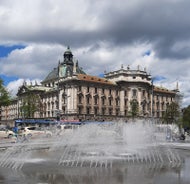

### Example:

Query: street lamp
xmin=151 ymin=79 xmax=154 ymax=119
xmin=63 ymin=90 xmax=70 ymax=121
xmin=0 ymin=92 xmax=1 ymax=121
xmin=56 ymin=74 xmax=61 ymax=121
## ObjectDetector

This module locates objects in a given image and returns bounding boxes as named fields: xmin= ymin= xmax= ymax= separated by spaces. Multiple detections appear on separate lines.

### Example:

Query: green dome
xmin=42 ymin=68 xmax=58 ymax=83
xmin=42 ymin=47 xmax=86 ymax=83
xmin=64 ymin=46 xmax=72 ymax=54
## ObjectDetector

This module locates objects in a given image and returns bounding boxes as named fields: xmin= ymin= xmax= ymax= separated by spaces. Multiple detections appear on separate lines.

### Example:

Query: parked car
xmin=56 ymin=124 xmax=79 ymax=136
xmin=0 ymin=128 xmax=15 ymax=138
xmin=18 ymin=127 xmax=52 ymax=138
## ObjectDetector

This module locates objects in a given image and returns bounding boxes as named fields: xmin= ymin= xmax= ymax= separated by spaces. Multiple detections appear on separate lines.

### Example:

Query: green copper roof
xmin=42 ymin=47 xmax=86 ymax=83
xmin=64 ymin=46 xmax=72 ymax=54
xmin=42 ymin=68 xmax=58 ymax=83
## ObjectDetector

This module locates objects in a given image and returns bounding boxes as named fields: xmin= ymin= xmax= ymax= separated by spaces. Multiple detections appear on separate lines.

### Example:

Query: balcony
xmin=77 ymin=103 xmax=83 ymax=107
xmin=93 ymin=93 xmax=99 ymax=97
xmin=77 ymin=91 xmax=83 ymax=96
xmin=85 ymin=92 xmax=91 ymax=97
xmin=86 ymin=103 xmax=91 ymax=107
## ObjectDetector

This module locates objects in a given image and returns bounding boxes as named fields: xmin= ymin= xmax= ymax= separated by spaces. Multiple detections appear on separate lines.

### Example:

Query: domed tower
xmin=42 ymin=47 xmax=86 ymax=85
xmin=57 ymin=46 xmax=86 ymax=78
xmin=63 ymin=46 xmax=73 ymax=66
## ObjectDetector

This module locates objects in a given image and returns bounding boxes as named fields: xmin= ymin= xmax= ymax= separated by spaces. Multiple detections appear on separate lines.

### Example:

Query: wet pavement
xmin=0 ymin=124 xmax=190 ymax=184
xmin=0 ymin=151 xmax=189 ymax=184
xmin=0 ymin=141 xmax=189 ymax=184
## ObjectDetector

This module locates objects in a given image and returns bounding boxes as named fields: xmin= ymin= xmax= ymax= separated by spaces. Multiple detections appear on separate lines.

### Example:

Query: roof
xmin=42 ymin=63 xmax=86 ymax=83
xmin=64 ymin=46 xmax=73 ymax=56
xmin=77 ymin=74 xmax=116 ymax=85
xmin=17 ymin=84 xmax=52 ymax=96
xmin=154 ymin=86 xmax=176 ymax=94
xmin=42 ymin=68 xmax=58 ymax=83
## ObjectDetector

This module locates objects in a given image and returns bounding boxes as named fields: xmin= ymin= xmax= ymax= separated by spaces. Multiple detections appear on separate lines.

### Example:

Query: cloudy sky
xmin=0 ymin=0 xmax=190 ymax=107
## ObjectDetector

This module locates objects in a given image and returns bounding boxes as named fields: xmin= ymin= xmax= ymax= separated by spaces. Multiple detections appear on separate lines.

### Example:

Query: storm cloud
xmin=0 ymin=0 xmax=190 ymax=106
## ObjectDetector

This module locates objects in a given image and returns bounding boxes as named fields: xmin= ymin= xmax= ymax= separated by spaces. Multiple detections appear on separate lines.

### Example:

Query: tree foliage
xmin=182 ymin=105 xmax=190 ymax=128
xmin=129 ymin=99 xmax=139 ymax=119
xmin=162 ymin=102 xmax=180 ymax=124
xmin=20 ymin=93 xmax=42 ymax=118
xmin=0 ymin=78 xmax=11 ymax=107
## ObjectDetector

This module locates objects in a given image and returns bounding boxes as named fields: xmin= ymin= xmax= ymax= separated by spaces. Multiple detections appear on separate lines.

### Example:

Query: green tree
xmin=182 ymin=105 xmax=190 ymax=129
xmin=20 ymin=93 xmax=42 ymax=118
xmin=129 ymin=99 xmax=139 ymax=119
xmin=162 ymin=102 xmax=180 ymax=124
xmin=0 ymin=78 xmax=11 ymax=107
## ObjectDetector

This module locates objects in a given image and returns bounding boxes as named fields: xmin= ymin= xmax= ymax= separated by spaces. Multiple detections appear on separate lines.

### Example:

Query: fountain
xmin=0 ymin=120 xmax=183 ymax=170
xmin=1 ymin=120 xmax=190 ymax=183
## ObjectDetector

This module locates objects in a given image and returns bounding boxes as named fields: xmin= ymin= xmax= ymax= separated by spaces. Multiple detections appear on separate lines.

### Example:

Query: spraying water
xmin=0 ymin=120 xmax=182 ymax=170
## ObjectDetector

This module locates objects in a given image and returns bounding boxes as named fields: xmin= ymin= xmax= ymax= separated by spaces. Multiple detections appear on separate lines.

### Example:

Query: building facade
xmin=0 ymin=47 xmax=180 ymax=124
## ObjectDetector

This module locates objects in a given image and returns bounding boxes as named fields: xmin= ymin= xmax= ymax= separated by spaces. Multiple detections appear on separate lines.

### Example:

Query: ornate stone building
xmin=1 ymin=47 xmax=180 ymax=124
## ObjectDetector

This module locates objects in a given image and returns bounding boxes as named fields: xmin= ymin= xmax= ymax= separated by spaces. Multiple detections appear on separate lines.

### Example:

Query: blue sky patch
xmin=143 ymin=50 xmax=151 ymax=56
xmin=0 ymin=45 xmax=26 ymax=58
xmin=0 ymin=74 xmax=19 ymax=86
xmin=152 ymin=75 xmax=166 ymax=82
xmin=98 ymin=73 xmax=105 ymax=78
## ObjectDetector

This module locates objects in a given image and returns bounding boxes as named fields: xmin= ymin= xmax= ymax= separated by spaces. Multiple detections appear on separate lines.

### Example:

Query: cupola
xmin=63 ymin=46 xmax=73 ymax=66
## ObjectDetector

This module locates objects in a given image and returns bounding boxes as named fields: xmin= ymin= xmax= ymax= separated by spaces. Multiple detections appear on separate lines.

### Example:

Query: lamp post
xmin=0 ymin=92 xmax=1 ymax=121
xmin=56 ymin=71 xmax=61 ymax=121
xmin=63 ymin=84 xmax=70 ymax=121
xmin=151 ymin=79 xmax=154 ymax=119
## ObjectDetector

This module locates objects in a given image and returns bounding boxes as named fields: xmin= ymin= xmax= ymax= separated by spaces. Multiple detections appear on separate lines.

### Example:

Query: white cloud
xmin=0 ymin=0 xmax=190 ymax=107
xmin=6 ymin=78 xmax=41 ymax=97
xmin=0 ymin=44 xmax=65 ymax=79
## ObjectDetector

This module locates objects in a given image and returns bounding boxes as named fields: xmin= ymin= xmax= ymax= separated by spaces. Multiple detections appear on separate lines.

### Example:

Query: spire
xmin=73 ymin=58 xmax=77 ymax=75
xmin=57 ymin=60 xmax=61 ymax=78
xmin=137 ymin=65 xmax=140 ymax=71
xmin=23 ymin=80 xmax=27 ymax=86
xmin=76 ymin=60 xmax=78 ymax=67
xmin=176 ymin=81 xmax=179 ymax=91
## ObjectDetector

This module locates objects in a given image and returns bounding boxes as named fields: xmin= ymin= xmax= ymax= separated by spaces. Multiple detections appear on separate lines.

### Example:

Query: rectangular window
xmin=142 ymin=90 xmax=145 ymax=97
xmin=132 ymin=89 xmax=137 ymax=97
xmin=124 ymin=99 xmax=127 ymax=106
xmin=87 ymin=107 xmax=90 ymax=114
xmin=102 ymin=98 xmax=105 ymax=105
xmin=109 ymin=109 xmax=112 ymax=115
xmin=102 ymin=108 xmax=105 ymax=115
xmin=78 ymin=107 xmax=82 ymax=114
xmin=124 ymin=90 xmax=127 ymax=96
xmin=94 ymin=108 xmax=98 ymax=115
xmin=109 ymin=89 xmax=112 ymax=95
xmin=109 ymin=99 xmax=112 ymax=106
xmin=95 ymin=87 xmax=97 ymax=93
xmin=87 ymin=97 xmax=90 ymax=104
xmin=79 ymin=96 xmax=82 ymax=104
